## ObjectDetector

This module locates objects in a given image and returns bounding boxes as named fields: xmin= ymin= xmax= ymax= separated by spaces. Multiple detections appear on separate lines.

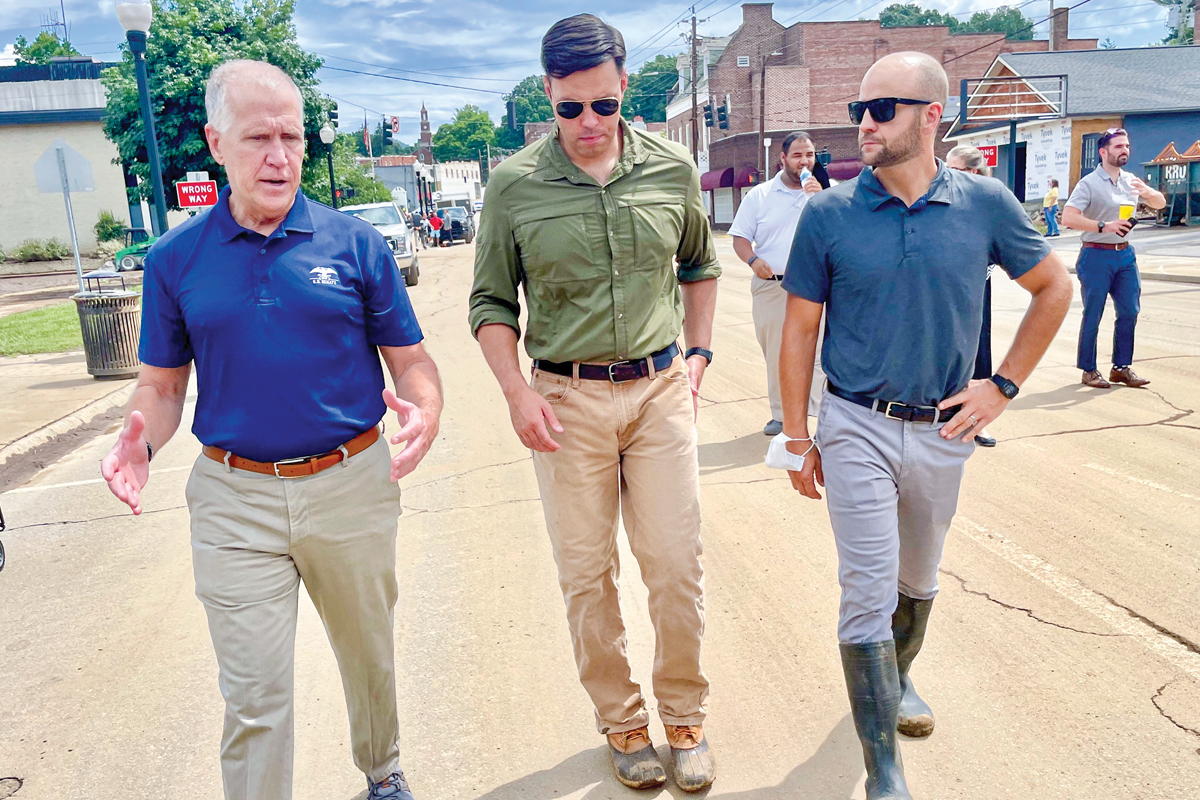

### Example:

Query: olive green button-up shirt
xmin=469 ymin=118 xmax=720 ymax=363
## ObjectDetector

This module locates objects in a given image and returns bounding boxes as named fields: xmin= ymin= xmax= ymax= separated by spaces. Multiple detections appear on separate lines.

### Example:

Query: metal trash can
xmin=73 ymin=270 xmax=141 ymax=380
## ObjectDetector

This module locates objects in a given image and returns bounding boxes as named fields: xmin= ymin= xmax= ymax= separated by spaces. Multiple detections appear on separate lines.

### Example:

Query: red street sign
xmin=391 ymin=116 xmax=399 ymax=134
xmin=978 ymin=145 xmax=998 ymax=167
xmin=175 ymin=180 xmax=218 ymax=208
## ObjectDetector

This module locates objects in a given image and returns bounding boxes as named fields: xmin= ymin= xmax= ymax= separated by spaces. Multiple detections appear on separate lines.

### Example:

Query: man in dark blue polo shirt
xmin=774 ymin=52 xmax=1071 ymax=799
xmin=100 ymin=60 xmax=442 ymax=800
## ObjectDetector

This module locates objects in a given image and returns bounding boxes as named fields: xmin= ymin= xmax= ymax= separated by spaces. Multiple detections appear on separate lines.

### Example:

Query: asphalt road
xmin=1 ymin=237 xmax=1198 ymax=800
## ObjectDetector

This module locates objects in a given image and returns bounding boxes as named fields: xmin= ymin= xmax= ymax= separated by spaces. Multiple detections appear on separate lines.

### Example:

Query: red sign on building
xmin=175 ymin=180 xmax=219 ymax=208
xmin=977 ymin=146 xmax=998 ymax=168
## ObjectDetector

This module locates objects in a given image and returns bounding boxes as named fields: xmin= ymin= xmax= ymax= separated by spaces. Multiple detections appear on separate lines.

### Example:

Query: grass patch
xmin=0 ymin=301 xmax=83 ymax=357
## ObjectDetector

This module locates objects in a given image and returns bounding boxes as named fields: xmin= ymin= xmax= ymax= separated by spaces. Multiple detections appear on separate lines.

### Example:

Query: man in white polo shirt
xmin=730 ymin=131 xmax=824 ymax=435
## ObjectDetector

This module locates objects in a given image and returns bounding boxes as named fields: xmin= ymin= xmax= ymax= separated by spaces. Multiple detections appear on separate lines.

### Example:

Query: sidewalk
xmin=1050 ymin=227 xmax=1200 ymax=284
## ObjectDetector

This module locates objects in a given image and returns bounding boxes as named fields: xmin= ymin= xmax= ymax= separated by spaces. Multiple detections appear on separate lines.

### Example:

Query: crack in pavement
xmin=1094 ymin=590 xmax=1200 ymax=656
xmin=402 ymin=497 xmax=541 ymax=516
xmin=403 ymin=457 xmax=529 ymax=490
xmin=1008 ymin=392 xmax=1194 ymax=441
xmin=1151 ymin=682 xmax=1200 ymax=742
xmin=698 ymin=394 xmax=769 ymax=407
xmin=940 ymin=569 xmax=1123 ymax=637
xmin=702 ymin=476 xmax=787 ymax=486
xmin=7 ymin=504 xmax=188 ymax=530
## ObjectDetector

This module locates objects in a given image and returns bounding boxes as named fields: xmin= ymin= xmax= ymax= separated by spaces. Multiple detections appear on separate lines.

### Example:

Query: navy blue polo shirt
xmin=783 ymin=163 xmax=1050 ymax=407
xmin=139 ymin=187 xmax=423 ymax=462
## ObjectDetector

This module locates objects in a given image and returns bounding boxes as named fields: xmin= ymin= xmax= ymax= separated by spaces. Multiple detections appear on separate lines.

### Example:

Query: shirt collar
xmin=211 ymin=185 xmax=314 ymax=242
xmin=857 ymin=160 xmax=953 ymax=211
xmin=540 ymin=116 xmax=648 ymax=185
xmin=769 ymin=172 xmax=803 ymax=194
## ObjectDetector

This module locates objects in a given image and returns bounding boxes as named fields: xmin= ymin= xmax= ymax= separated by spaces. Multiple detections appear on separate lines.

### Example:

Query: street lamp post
xmin=116 ymin=0 xmax=169 ymax=237
xmin=320 ymin=124 xmax=337 ymax=208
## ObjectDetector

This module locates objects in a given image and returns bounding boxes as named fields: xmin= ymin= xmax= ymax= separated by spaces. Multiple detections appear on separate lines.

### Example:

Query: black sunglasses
xmin=848 ymin=97 xmax=932 ymax=125
xmin=556 ymin=98 xmax=621 ymax=119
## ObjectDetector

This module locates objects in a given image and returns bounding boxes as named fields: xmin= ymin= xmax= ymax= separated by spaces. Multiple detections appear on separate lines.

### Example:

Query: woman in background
xmin=1043 ymin=178 xmax=1061 ymax=237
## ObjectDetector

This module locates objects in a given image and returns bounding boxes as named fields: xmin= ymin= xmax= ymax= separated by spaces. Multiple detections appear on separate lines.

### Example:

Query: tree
xmin=958 ymin=7 xmax=1034 ymax=39
xmin=13 ymin=31 xmax=81 ymax=64
xmin=496 ymin=74 xmax=554 ymax=150
xmin=1100 ymin=36 xmax=1118 ymax=49
xmin=301 ymin=132 xmax=392 ymax=206
xmin=1154 ymin=0 xmax=1194 ymax=44
xmin=879 ymin=3 xmax=957 ymax=28
xmin=431 ymin=105 xmax=496 ymax=163
xmin=623 ymin=54 xmax=680 ymax=123
xmin=101 ymin=0 xmax=332 ymax=211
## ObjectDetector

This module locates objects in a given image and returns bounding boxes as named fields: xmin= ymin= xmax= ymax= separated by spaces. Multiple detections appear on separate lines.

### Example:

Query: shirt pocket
xmin=622 ymin=191 xmax=684 ymax=272
xmin=513 ymin=207 xmax=604 ymax=284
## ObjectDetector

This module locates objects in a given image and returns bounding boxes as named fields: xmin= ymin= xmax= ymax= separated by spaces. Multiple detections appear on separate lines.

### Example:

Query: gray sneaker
xmin=763 ymin=419 xmax=783 ymax=436
xmin=368 ymin=770 xmax=414 ymax=800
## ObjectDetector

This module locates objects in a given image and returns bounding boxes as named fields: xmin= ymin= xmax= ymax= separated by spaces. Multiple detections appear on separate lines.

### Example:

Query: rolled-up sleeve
xmin=138 ymin=246 xmax=192 ymax=368
xmin=469 ymin=187 xmax=523 ymax=337
xmin=676 ymin=164 xmax=721 ymax=284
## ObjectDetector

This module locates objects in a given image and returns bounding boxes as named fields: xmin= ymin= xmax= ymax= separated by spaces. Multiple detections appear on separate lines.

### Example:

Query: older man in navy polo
xmin=775 ymin=53 xmax=1071 ymax=799
xmin=100 ymin=60 xmax=441 ymax=800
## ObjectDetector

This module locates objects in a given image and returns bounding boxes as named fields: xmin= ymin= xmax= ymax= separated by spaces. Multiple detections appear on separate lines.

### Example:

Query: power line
xmin=319 ymin=65 xmax=508 ymax=95
xmin=314 ymin=52 xmax=525 ymax=83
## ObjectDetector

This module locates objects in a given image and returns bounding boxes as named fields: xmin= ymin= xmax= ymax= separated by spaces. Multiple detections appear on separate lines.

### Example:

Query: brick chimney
xmin=1048 ymin=4 xmax=1070 ymax=51
xmin=742 ymin=3 xmax=775 ymax=25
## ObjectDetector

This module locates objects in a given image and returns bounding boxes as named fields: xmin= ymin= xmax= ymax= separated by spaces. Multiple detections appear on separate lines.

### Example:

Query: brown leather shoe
xmin=1110 ymin=367 xmax=1150 ymax=387
xmin=606 ymin=727 xmax=666 ymax=789
xmin=665 ymin=724 xmax=715 ymax=792
xmin=1082 ymin=370 xmax=1111 ymax=389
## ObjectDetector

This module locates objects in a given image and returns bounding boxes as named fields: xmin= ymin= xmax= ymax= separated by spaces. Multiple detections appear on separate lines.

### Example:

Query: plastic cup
xmin=1119 ymin=202 xmax=1135 ymax=220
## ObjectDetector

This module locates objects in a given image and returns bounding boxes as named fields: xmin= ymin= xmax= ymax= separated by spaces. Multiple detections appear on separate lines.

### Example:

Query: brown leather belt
xmin=203 ymin=426 xmax=380 ymax=478
xmin=1083 ymin=241 xmax=1129 ymax=251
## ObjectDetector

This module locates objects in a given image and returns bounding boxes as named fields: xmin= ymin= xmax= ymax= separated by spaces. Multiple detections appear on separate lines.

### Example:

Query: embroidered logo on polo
xmin=309 ymin=267 xmax=340 ymax=286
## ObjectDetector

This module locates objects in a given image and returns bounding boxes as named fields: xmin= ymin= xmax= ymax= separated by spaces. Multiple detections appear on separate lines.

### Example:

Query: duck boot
xmin=607 ymin=727 xmax=667 ymax=790
xmin=665 ymin=724 xmax=715 ymax=792
xmin=840 ymin=641 xmax=912 ymax=800
xmin=892 ymin=594 xmax=935 ymax=738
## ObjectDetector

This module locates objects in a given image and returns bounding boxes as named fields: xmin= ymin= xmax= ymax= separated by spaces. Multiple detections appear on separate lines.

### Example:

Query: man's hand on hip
xmin=939 ymin=379 xmax=1010 ymax=443
xmin=506 ymin=383 xmax=564 ymax=453
xmin=750 ymin=259 xmax=775 ymax=280
xmin=101 ymin=410 xmax=151 ymax=515
xmin=383 ymin=388 xmax=437 ymax=481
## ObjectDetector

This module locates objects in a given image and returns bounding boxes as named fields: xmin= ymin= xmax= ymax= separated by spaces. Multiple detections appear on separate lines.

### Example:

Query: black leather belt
xmin=534 ymin=343 xmax=679 ymax=383
xmin=769 ymin=274 xmax=784 ymax=281
xmin=828 ymin=384 xmax=961 ymax=423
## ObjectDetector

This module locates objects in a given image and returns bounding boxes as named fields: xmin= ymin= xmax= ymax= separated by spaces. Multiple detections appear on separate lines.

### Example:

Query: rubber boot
xmin=840 ymin=641 xmax=913 ymax=800
xmin=892 ymin=594 xmax=935 ymax=738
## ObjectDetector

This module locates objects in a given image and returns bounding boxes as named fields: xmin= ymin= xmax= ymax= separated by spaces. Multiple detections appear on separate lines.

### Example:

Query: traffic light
xmin=506 ymin=99 xmax=517 ymax=131
xmin=344 ymin=187 xmax=355 ymax=199
xmin=329 ymin=102 xmax=338 ymax=127
xmin=703 ymin=103 xmax=714 ymax=127
xmin=817 ymin=147 xmax=831 ymax=166
xmin=717 ymin=104 xmax=728 ymax=129
xmin=383 ymin=125 xmax=393 ymax=149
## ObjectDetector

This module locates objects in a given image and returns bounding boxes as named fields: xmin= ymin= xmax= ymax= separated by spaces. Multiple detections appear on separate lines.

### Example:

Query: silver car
xmin=339 ymin=201 xmax=420 ymax=286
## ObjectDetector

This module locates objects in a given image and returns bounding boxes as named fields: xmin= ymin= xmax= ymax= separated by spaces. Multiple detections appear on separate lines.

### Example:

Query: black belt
xmin=769 ymin=274 xmax=784 ymax=281
xmin=534 ymin=343 xmax=679 ymax=383
xmin=828 ymin=384 xmax=961 ymax=423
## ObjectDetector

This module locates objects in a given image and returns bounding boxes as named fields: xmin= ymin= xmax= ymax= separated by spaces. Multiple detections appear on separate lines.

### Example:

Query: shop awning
xmin=734 ymin=167 xmax=760 ymax=188
xmin=827 ymin=159 xmax=865 ymax=182
xmin=700 ymin=167 xmax=734 ymax=191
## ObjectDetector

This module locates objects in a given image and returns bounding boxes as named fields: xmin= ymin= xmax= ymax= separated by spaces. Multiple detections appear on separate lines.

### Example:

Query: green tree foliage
xmin=623 ymin=54 xmax=680 ymax=123
xmin=101 ymin=0 xmax=333 ymax=211
xmin=1156 ymin=0 xmax=1194 ymax=44
xmin=13 ymin=32 xmax=81 ymax=64
xmin=879 ymin=3 xmax=1033 ymax=39
xmin=496 ymin=74 xmax=553 ymax=150
xmin=431 ymin=105 xmax=496 ymax=163
xmin=94 ymin=210 xmax=126 ymax=242
xmin=301 ymin=133 xmax=392 ymax=206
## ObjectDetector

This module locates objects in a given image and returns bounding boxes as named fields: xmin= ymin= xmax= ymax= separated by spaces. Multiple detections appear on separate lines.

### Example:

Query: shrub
xmin=94 ymin=209 xmax=126 ymax=243
xmin=12 ymin=238 xmax=70 ymax=261
xmin=93 ymin=239 xmax=120 ymax=260
xmin=0 ymin=246 xmax=6 ymax=262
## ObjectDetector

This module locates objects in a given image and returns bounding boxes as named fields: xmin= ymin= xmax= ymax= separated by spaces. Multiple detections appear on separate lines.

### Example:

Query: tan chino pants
xmin=530 ymin=354 xmax=709 ymax=734
xmin=186 ymin=437 xmax=402 ymax=800
xmin=752 ymin=275 xmax=824 ymax=420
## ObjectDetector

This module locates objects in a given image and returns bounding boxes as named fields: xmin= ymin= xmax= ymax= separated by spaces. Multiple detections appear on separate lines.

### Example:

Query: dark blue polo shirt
xmin=139 ymin=188 xmax=423 ymax=462
xmin=783 ymin=163 xmax=1050 ymax=407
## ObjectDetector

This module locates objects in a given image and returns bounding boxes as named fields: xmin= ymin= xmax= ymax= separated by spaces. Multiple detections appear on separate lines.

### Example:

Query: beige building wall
xmin=0 ymin=121 xmax=131 ymax=254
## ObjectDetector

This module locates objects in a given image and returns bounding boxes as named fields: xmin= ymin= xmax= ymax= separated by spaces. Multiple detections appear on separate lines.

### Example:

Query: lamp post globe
xmin=319 ymin=124 xmax=335 ymax=145
xmin=117 ymin=0 xmax=169 ymax=237
xmin=320 ymin=124 xmax=338 ymax=208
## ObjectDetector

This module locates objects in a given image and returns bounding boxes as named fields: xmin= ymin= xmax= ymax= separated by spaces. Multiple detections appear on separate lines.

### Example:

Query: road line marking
xmin=1083 ymin=463 xmax=1199 ymax=501
xmin=2 ymin=465 xmax=191 ymax=495
xmin=955 ymin=516 xmax=1200 ymax=681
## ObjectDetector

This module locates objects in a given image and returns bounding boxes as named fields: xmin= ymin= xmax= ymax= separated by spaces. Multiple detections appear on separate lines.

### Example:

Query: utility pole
xmin=690 ymin=8 xmax=699 ymax=166
xmin=759 ymin=51 xmax=768 ymax=176
xmin=1047 ymin=1 xmax=1056 ymax=51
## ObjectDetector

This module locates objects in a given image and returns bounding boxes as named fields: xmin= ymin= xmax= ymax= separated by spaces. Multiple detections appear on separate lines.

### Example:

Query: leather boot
xmin=892 ymin=594 xmax=935 ymax=738
xmin=606 ymin=727 xmax=667 ymax=790
xmin=841 ymin=641 xmax=912 ymax=800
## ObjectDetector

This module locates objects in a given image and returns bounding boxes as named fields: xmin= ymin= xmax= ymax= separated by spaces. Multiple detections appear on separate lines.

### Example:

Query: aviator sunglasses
xmin=556 ymin=97 xmax=621 ymax=119
xmin=848 ymin=97 xmax=931 ymax=125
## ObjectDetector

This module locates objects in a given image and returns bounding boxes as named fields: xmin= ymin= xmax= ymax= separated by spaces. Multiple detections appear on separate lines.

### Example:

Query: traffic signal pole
xmin=690 ymin=9 xmax=699 ymax=166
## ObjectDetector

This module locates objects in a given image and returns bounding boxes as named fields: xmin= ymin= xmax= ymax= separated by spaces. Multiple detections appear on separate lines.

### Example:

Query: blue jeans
xmin=1043 ymin=206 xmax=1059 ymax=236
xmin=1075 ymin=245 xmax=1140 ymax=372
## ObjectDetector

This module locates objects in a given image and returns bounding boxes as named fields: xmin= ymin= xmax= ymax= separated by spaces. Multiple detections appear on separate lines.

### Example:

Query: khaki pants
xmin=530 ymin=355 xmax=709 ymax=734
xmin=186 ymin=436 xmax=402 ymax=800
xmin=752 ymin=275 xmax=824 ymax=420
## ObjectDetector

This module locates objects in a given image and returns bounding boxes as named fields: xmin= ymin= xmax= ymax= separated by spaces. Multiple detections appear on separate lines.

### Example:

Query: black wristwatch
xmin=990 ymin=374 xmax=1019 ymax=400
xmin=686 ymin=347 xmax=714 ymax=365
xmin=1097 ymin=220 xmax=1106 ymax=234
xmin=146 ymin=441 xmax=155 ymax=462
xmin=747 ymin=255 xmax=759 ymax=268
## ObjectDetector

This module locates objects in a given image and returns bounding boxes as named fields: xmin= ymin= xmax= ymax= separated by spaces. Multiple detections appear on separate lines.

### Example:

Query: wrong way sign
xmin=176 ymin=180 xmax=219 ymax=208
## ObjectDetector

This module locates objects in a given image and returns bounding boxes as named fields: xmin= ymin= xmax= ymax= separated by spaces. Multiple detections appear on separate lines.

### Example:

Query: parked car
xmin=340 ymin=201 xmax=420 ymax=286
xmin=439 ymin=206 xmax=475 ymax=245
xmin=107 ymin=228 xmax=158 ymax=272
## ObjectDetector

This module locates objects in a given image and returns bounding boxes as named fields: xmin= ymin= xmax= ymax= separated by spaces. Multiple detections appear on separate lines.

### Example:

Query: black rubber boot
xmin=840 ymin=641 xmax=913 ymax=800
xmin=892 ymin=594 xmax=935 ymax=738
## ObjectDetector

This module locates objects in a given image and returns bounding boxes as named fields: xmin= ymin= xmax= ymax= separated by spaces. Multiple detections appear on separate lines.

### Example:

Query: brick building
xmin=701 ymin=2 xmax=1097 ymax=226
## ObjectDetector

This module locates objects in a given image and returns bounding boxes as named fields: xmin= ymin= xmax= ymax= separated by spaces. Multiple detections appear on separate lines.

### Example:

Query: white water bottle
xmin=799 ymin=167 xmax=812 ymax=184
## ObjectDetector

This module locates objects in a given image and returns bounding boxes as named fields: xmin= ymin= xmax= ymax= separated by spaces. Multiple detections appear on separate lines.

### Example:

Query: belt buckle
xmin=273 ymin=456 xmax=311 ymax=478
xmin=607 ymin=360 xmax=640 ymax=383
xmin=883 ymin=401 xmax=907 ymax=421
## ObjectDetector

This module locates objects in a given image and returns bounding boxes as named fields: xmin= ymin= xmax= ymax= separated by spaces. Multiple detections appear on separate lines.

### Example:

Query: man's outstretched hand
xmin=101 ymin=410 xmax=151 ymax=515
xmin=383 ymin=388 xmax=436 ymax=482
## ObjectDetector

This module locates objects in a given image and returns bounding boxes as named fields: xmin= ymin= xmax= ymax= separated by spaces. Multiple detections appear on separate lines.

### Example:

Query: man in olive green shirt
xmin=470 ymin=14 xmax=720 ymax=794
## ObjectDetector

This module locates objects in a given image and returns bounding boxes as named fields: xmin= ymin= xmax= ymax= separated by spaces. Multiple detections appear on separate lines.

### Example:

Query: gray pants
xmin=816 ymin=390 xmax=975 ymax=643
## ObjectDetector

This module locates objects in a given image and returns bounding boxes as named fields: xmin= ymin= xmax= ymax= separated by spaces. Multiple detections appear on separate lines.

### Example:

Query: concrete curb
xmin=0 ymin=381 xmax=134 ymax=469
